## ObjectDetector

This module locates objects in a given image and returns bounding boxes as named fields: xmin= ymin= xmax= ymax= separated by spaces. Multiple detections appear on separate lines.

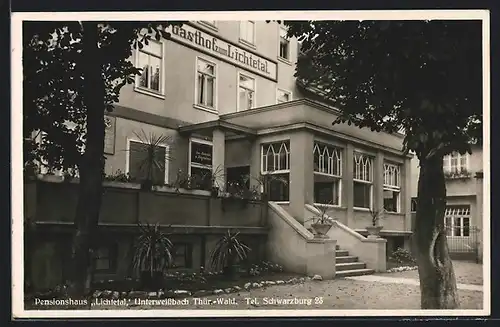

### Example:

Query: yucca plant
xmin=132 ymin=222 xmax=173 ymax=290
xmin=244 ymin=172 xmax=289 ymax=201
xmin=306 ymin=201 xmax=336 ymax=238
xmin=129 ymin=129 xmax=174 ymax=190
xmin=209 ymin=230 xmax=251 ymax=280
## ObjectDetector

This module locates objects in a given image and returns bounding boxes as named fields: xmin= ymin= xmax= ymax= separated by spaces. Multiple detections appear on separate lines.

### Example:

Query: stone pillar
xmin=360 ymin=238 xmax=387 ymax=272
xmin=475 ymin=173 xmax=484 ymax=263
xmin=403 ymin=157 xmax=412 ymax=231
xmin=249 ymin=137 xmax=261 ymax=190
xmin=212 ymin=129 xmax=226 ymax=191
xmin=289 ymin=131 xmax=314 ymax=223
xmin=306 ymin=238 xmax=337 ymax=279
xmin=345 ymin=144 xmax=354 ymax=227
xmin=374 ymin=151 xmax=384 ymax=212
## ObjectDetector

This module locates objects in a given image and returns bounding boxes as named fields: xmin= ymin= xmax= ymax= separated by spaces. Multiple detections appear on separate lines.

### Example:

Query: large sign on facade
xmin=166 ymin=24 xmax=278 ymax=81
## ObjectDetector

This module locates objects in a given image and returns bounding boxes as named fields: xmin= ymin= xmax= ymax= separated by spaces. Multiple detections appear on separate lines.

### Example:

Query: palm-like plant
xmin=129 ymin=129 xmax=174 ymax=190
xmin=368 ymin=207 xmax=385 ymax=227
xmin=243 ymin=172 xmax=289 ymax=200
xmin=209 ymin=230 xmax=251 ymax=277
xmin=132 ymin=222 xmax=174 ymax=279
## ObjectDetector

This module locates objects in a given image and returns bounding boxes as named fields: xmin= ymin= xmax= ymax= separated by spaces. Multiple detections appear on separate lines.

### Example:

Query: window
xmin=411 ymin=197 xmax=418 ymax=212
xmin=313 ymin=142 xmax=342 ymax=205
xmin=383 ymin=162 xmax=401 ymax=213
xmin=279 ymin=27 xmax=290 ymax=60
xmin=353 ymin=152 xmax=373 ymax=209
xmin=261 ymin=141 xmax=290 ymax=201
xmin=171 ymin=243 xmax=193 ymax=269
xmin=239 ymin=20 xmax=255 ymax=45
xmin=127 ymin=139 xmax=169 ymax=185
xmin=93 ymin=244 xmax=117 ymax=273
xmin=444 ymin=205 xmax=471 ymax=237
xmin=196 ymin=58 xmax=216 ymax=110
xmin=277 ymin=89 xmax=292 ymax=104
xmin=136 ymin=39 xmax=163 ymax=94
xmin=189 ymin=138 xmax=213 ymax=185
xmin=200 ymin=20 xmax=216 ymax=28
xmin=238 ymin=74 xmax=255 ymax=111
xmin=443 ymin=152 xmax=469 ymax=173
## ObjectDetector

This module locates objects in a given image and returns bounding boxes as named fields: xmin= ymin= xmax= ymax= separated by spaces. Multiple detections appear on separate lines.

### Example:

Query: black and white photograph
xmin=11 ymin=10 xmax=490 ymax=318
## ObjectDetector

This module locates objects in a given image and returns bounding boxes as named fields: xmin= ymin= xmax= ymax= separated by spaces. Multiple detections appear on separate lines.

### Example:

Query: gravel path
xmin=381 ymin=261 xmax=483 ymax=285
xmin=103 ymin=278 xmax=482 ymax=310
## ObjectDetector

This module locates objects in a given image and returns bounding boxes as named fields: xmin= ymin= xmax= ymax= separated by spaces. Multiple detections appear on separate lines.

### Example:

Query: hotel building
xmin=26 ymin=20 xmax=414 ymax=288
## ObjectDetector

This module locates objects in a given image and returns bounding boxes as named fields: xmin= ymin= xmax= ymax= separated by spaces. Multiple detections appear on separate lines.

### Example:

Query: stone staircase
xmin=335 ymin=244 xmax=374 ymax=278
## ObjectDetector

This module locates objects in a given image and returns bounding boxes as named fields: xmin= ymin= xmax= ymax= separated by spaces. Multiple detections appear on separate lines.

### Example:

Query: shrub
xmin=389 ymin=247 xmax=416 ymax=265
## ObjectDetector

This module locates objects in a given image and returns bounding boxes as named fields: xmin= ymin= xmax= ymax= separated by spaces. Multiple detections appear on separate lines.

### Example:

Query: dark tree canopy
xmin=285 ymin=20 xmax=483 ymax=160
xmin=23 ymin=21 xmax=184 ymax=173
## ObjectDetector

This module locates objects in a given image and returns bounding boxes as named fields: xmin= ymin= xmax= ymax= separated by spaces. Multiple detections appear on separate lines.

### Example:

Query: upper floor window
xmin=200 ymin=20 xmax=216 ymax=27
xmin=238 ymin=73 xmax=255 ymax=111
xmin=353 ymin=152 xmax=373 ymax=209
xmin=279 ymin=27 xmax=290 ymax=60
xmin=195 ymin=58 xmax=216 ymax=110
xmin=239 ymin=20 xmax=255 ymax=45
xmin=443 ymin=152 xmax=469 ymax=174
xmin=276 ymin=89 xmax=292 ymax=104
xmin=383 ymin=162 xmax=401 ymax=213
xmin=136 ymin=39 xmax=163 ymax=95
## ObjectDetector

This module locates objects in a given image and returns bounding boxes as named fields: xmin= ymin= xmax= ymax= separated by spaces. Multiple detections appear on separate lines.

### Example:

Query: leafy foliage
xmin=209 ymin=230 xmax=251 ymax=271
xmin=128 ymin=129 xmax=174 ymax=185
xmin=307 ymin=201 xmax=336 ymax=225
xmin=23 ymin=21 xmax=185 ymax=174
xmin=390 ymin=247 xmax=417 ymax=266
xmin=132 ymin=222 xmax=174 ymax=276
xmin=368 ymin=208 xmax=385 ymax=227
xmin=285 ymin=20 xmax=482 ymax=160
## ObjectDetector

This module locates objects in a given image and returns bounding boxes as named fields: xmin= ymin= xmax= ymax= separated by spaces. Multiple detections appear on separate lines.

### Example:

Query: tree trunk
xmin=413 ymin=154 xmax=459 ymax=309
xmin=69 ymin=22 xmax=105 ymax=299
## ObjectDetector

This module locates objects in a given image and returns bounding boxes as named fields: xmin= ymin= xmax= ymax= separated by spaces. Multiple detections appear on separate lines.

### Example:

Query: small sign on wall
xmin=104 ymin=116 xmax=116 ymax=155
xmin=190 ymin=141 xmax=213 ymax=166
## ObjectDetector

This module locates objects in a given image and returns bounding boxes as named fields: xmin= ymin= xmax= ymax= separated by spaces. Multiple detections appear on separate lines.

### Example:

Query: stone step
xmin=336 ymin=255 xmax=359 ymax=264
xmin=335 ymin=250 xmax=349 ymax=257
xmin=335 ymin=262 xmax=366 ymax=271
xmin=336 ymin=268 xmax=375 ymax=278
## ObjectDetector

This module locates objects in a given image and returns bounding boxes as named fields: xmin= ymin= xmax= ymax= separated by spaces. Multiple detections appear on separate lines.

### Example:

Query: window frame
xmin=171 ymin=243 xmax=193 ymax=269
xmin=278 ymin=26 xmax=291 ymax=61
xmin=383 ymin=162 xmax=402 ymax=213
xmin=444 ymin=205 xmax=471 ymax=237
xmin=237 ymin=72 xmax=256 ymax=111
xmin=188 ymin=137 xmax=213 ymax=177
xmin=260 ymin=140 xmax=290 ymax=202
xmin=313 ymin=142 xmax=343 ymax=207
xmin=125 ymin=137 xmax=170 ymax=185
xmin=194 ymin=56 xmax=218 ymax=112
xmin=353 ymin=152 xmax=374 ymax=210
xmin=276 ymin=88 xmax=293 ymax=104
xmin=198 ymin=20 xmax=218 ymax=31
xmin=239 ymin=20 xmax=256 ymax=46
xmin=134 ymin=37 xmax=165 ymax=98
xmin=443 ymin=152 xmax=470 ymax=173
xmin=93 ymin=243 xmax=118 ymax=274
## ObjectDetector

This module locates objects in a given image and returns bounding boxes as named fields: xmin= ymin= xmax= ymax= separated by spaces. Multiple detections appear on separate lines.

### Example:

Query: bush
xmin=389 ymin=247 xmax=416 ymax=265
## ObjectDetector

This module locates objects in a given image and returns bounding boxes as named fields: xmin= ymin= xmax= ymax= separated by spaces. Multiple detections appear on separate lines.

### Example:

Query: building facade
xmin=410 ymin=144 xmax=484 ymax=260
xmin=26 ymin=20 xmax=414 ymax=289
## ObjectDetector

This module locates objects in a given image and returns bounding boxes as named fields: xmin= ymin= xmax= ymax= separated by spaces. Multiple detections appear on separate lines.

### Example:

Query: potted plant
xmin=201 ymin=164 xmax=226 ymax=197
xmin=307 ymin=202 xmax=336 ymax=238
xmin=366 ymin=208 xmax=385 ymax=238
xmin=128 ymin=129 xmax=174 ymax=191
xmin=209 ymin=230 xmax=251 ymax=281
xmin=132 ymin=222 xmax=174 ymax=290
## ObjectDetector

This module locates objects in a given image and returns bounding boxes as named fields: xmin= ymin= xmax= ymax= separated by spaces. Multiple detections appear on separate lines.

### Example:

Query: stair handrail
xmin=268 ymin=202 xmax=314 ymax=240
